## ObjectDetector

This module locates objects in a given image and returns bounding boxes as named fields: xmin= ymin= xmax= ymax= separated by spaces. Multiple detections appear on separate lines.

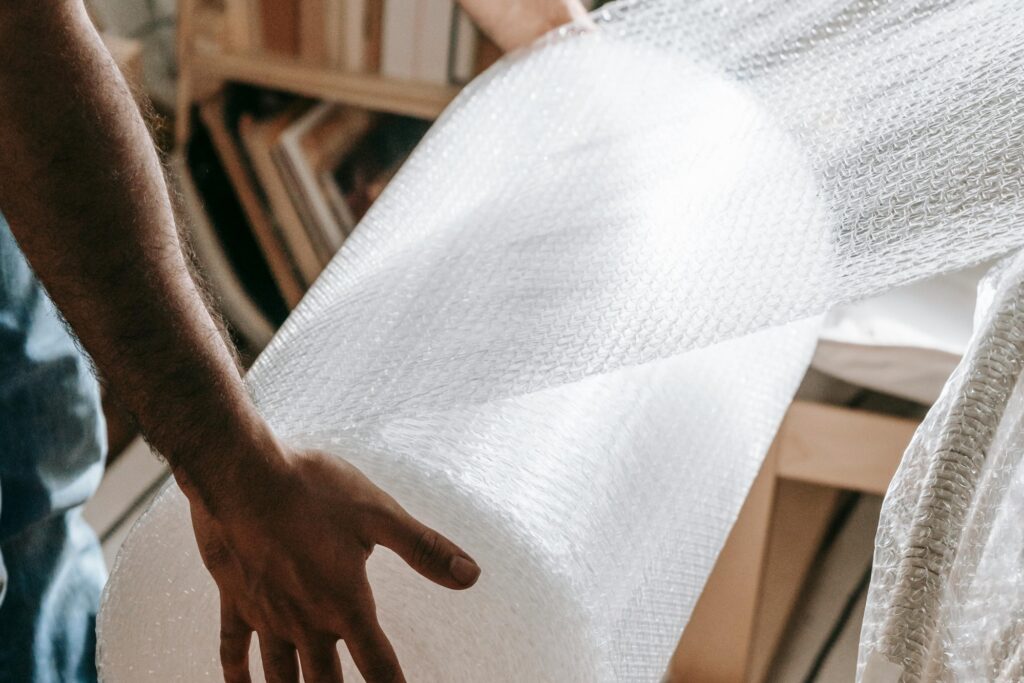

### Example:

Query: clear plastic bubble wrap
xmin=100 ymin=324 xmax=820 ymax=682
xmin=99 ymin=0 xmax=1024 ymax=680
xmin=860 ymin=252 xmax=1024 ymax=683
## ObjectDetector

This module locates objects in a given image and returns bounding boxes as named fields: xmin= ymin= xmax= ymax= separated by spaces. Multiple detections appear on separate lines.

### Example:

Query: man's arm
xmin=0 ymin=1 xmax=479 ymax=681
xmin=0 ymin=0 xmax=586 ymax=679
xmin=0 ymin=0 xmax=258 ymax=502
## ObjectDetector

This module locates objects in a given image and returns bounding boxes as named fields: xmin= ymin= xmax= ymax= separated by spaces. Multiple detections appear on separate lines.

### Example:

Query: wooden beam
xmin=196 ymin=50 xmax=460 ymax=120
xmin=669 ymin=402 xmax=917 ymax=681
xmin=774 ymin=401 xmax=918 ymax=496
xmin=175 ymin=0 xmax=197 ymax=146
xmin=747 ymin=481 xmax=843 ymax=682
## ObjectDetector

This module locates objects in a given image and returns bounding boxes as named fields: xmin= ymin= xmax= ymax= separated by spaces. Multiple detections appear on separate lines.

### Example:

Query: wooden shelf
xmin=195 ymin=49 xmax=461 ymax=120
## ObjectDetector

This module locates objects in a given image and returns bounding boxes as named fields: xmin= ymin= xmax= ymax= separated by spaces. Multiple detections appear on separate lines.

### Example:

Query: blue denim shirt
xmin=0 ymin=214 xmax=107 ymax=682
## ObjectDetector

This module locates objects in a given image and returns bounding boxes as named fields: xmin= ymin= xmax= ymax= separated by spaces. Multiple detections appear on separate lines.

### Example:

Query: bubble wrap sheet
xmin=100 ymin=1 xmax=1024 ymax=680
xmin=860 ymin=252 xmax=1024 ymax=683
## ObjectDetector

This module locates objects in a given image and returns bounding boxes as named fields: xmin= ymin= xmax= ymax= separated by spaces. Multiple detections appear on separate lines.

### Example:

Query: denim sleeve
xmin=0 ymin=215 xmax=107 ymax=682
xmin=0 ymin=216 xmax=106 ymax=540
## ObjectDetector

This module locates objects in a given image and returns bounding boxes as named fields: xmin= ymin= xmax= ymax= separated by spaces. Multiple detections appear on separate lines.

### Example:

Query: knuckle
xmin=220 ymin=621 xmax=250 ymax=643
xmin=302 ymin=629 xmax=334 ymax=646
xmin=342 ymin=606 xmax=372 ymax=634
xmin=220 ymin=628 xmax=251 ymax=666
xmin=265 ymin=646 xmax=294 ymax=669
xmin=202 ymin=538 xmax=233 ymax=570
xmin=412 ymin=528 xmax=445 ymax=568
xmin=220 ymin=634 xmax=243 ymax=653
xmin=298 ymin=635 xmax=338 ymax=668
xmin=220 ymin=635 xmax=249 ymax=660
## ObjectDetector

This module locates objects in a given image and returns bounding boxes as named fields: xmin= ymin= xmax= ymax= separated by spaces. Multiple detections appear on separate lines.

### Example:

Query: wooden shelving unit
xmin=172 ymin=0 xmax=470 ymax=349
xmin=200 ymin=50 xmax=459 ymax=119
xmin=175 ymin=0 xmax=461 ymax=145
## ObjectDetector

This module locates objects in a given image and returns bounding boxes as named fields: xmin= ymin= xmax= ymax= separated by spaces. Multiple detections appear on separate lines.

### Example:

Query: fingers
xmin=297 ymin=636 xmax=344 ymax=683
xmin=376 ymin=511 xmax=481 ymax=590
xmin=564 ymin=0 xmax=593 ymax=23
xmin=344 ymin=608 xmax=405 ymax=683
xmin=258 ymin=633 xmax=299 ymax=683
xmin=219 ymin=601 xmax=252 ymax=683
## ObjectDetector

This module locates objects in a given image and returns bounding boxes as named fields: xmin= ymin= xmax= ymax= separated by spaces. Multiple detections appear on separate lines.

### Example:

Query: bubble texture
xmin=98 ymin=322 xmax=819 ymax=682
xmin=860 ymin=253 xmax=1024 ymax=682
xmin=100 ymin=1 xmax=1024 ymax=680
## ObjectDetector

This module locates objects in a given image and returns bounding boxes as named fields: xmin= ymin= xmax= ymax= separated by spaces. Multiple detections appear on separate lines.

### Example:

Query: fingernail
xmin=450 ymin=556 xmax=481 ymax=586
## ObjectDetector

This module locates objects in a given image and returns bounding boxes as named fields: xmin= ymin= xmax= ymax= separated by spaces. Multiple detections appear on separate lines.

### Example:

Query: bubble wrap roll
xmin=860 ymin=252 xmax=1024 ymax=682
xmin=99 ymin=321 xmax=819 ymax=681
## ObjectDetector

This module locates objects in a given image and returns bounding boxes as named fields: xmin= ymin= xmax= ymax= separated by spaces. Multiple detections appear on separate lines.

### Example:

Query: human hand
xmin=458 ymin=0 xmax=593 ymax=52
xmin=187 ymin=448 xmax=481 ymax=682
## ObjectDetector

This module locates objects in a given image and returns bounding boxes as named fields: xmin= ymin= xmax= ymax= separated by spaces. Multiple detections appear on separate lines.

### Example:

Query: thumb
xmin=376 ymin=508 xmax=481 ymax=590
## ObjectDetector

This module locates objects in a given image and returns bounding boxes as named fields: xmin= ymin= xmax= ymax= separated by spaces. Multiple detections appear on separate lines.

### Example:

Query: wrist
xmin=169 ymin=410 xmax=291 ymax=518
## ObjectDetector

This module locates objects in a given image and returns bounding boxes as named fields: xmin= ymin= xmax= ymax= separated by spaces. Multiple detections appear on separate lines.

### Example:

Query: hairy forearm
xmin=0 ymin=0 xmax=280 ymax=505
